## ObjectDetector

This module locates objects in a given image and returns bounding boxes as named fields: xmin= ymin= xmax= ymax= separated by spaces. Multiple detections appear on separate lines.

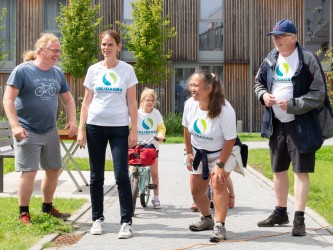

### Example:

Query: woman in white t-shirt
xmin=77 ymin=30 xmax=138 ymax=239
xmin=182 ymin=69 xmax=244 ymax=242
xmin=131 ymin=88 xmax=166 ymax=208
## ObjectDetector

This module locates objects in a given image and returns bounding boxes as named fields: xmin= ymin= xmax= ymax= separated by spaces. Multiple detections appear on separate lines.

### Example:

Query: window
xmin=304 ymin=0 xmax=329 ymax=56
xmin=199 ymin=0 xmax=223 ymax=51
xmin=0 ymin=0 xmax=16 ymax=70
xmin=174 ymin=67 xmax=195 ymax=113
xmin=42 ymin=0 xmax=67 ymax=37
xmin=122 ymin=0 xmax=137 ymax=52
xmin=173 ymin=65 xmax=223 ymax=113
xmin=200 ymin=65 xmax=223 ymax=81
xmin=123 ymin=0 xmax=137 ymax=22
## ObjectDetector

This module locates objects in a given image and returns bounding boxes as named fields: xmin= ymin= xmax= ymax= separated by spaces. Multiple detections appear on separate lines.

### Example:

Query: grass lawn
xmin=248 ymin=145 xmax=333 ymax=224
xmin=3 ymin=157 xmax=113 ymax=174
xmin=0 ymin=197 xmax=86 ymax=250
xmin=165 ymin=132 xmax=264 ymax=144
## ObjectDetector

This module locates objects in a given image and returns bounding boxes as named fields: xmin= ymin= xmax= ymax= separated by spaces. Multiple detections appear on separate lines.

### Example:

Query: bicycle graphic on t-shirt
xmin=35 ymin=83 xmax=56 ymax=96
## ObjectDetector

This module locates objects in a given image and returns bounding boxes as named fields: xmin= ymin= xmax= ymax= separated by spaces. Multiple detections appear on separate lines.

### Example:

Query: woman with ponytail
xmin=182 ymin=69 xmax=244 ymax=242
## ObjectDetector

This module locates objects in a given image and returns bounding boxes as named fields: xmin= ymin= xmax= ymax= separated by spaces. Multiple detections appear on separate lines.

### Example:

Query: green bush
xmin=57 ymin=107 xmax=81 ymax=130
xmin=164 ymin=112 xmax=183 ymax=136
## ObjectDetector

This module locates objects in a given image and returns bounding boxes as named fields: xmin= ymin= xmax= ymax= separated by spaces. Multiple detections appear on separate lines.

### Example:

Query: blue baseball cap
xmin=267 ymin=19 xmax=297 ymax=35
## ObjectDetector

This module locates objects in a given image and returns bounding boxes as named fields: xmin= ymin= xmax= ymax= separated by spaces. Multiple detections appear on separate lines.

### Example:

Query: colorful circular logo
xmin=276 ymin=62 xmax=289 ymax=76
xmin=193 ymin=119 xmax=207 ymax=134
xmin=102 ymin=72 xmax=117 ymax=86
xmin=142 ymin=118 xmax=154 ymax=130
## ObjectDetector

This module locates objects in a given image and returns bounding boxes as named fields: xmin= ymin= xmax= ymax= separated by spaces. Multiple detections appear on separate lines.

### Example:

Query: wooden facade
xmin=0 ymin=0 xmax=324 ymax=132
xmin=224 ymin=0 xmax=305 ymax=132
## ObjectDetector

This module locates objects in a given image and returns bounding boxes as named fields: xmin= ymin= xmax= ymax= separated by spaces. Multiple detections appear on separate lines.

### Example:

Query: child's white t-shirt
xmin=136 ymin=108 xmax=164 ymax=149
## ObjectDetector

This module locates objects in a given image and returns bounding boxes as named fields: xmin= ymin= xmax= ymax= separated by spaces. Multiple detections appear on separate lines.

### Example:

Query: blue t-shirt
xmin=6 ymin=61 xmax=70 ymax=134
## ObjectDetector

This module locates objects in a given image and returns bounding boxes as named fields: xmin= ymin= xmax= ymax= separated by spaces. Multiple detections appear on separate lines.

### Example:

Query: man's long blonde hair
xmin=23 ymin=33 xmax=59 ymax=62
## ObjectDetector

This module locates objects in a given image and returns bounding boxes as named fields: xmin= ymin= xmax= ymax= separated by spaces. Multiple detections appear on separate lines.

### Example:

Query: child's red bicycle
xmin=128 ymin=137 xmax=161 ymax=216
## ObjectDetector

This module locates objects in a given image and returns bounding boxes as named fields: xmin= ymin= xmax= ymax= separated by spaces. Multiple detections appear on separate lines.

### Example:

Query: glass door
xmin=174 ymin=67 xmax=196 ymax=113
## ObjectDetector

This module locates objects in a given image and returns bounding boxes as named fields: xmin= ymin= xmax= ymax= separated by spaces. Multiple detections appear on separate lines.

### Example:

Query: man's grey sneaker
xmin=118 ymin=222 xmax=133 ymax=239
xmin=257 ymin=210 xmax=289 ymax=227
xmin=90 ymin=218 xmax=103 ymax=235
xmin=210 ymin=222 xmax=227 ymax=242
xmin=189 ymin=216 xmax=214 ymax=231
xmin=152 ymin=198 xmax=161 ymax=209
xmin=292 ymin=216 xmax=306 ymax=236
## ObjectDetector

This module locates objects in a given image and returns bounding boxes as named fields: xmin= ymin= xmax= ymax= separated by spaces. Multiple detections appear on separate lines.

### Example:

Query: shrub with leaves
xmin=0 ymin=8 xmax=8 ymax=67
xmin=316 ymin=48 xmax=333 ymax=106
xmin=56 ymin=0 xmax=102 ymax=78
xmin=164 ymin=112 xmax=183 ymax=136
xmin=117 ymin=0 xmax=177 ymax=85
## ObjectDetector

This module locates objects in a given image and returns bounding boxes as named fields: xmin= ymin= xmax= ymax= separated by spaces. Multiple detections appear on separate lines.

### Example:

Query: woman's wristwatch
xmin=216 ymin=161 xmax=225 ymax=169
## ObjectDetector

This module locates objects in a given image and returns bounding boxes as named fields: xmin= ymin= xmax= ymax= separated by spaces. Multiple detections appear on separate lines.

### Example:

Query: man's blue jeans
xmin=86 ymin=124 xmax=132 ymax=224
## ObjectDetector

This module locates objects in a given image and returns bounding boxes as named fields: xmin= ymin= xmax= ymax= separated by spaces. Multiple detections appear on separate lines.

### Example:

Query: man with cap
xmin=254 ymin=19 xmax=326 ymax=236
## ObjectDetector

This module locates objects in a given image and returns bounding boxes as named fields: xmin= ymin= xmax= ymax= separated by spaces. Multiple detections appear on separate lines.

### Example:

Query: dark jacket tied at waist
xmin=192 ymin=146 xmax=221 ymax=180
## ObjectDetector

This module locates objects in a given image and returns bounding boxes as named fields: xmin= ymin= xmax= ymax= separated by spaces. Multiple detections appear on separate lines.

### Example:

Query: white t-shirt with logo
xmin=182 ymin=97 xmax=237 ymax=158
xmin=272 ymin=48 xmax=299 ymax=122
xmin=137 ymin=108 xmax=164 ymax=149
xmin=84 ymin=61 xmax=138 ymax=126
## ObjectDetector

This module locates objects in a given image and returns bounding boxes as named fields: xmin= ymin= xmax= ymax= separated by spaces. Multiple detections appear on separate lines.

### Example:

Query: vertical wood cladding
xmin=96 ymin=0 xmax=121 ymax=32
xmin=16 ymin=0 xmax=42 ymax=64
xmin=166 ymin=0 xmax=198 ymax=61
xmin=224 ymin=0 xmax=304 ymax=131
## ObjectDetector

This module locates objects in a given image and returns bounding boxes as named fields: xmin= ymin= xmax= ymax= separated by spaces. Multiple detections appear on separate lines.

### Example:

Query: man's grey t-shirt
xmin=6 ymin=61 xmax=70 ymax=134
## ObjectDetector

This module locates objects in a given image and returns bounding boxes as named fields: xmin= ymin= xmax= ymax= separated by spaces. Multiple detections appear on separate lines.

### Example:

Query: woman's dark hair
xmin=99 ymin=30 xmax=121 ymax=45
xmin=188 ymin=69 xmax=225 ymax=119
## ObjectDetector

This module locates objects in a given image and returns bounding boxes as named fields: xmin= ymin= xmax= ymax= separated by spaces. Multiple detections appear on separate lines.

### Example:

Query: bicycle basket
xmin=128 ymin=143 xmax=157 ymax=166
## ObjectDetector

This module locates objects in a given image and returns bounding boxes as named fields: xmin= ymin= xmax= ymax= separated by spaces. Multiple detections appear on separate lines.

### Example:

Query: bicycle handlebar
xmin=138 ymin=136 xmax=166 ymax=145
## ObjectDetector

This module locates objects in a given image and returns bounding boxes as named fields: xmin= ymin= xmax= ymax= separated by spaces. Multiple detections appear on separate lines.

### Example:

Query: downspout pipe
xmin=249 ymin=0 xmax=253 ymax=132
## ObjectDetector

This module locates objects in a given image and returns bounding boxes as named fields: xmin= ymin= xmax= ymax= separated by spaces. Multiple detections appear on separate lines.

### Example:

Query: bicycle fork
xmin=138 ymin=167 xmax=157 ymax=195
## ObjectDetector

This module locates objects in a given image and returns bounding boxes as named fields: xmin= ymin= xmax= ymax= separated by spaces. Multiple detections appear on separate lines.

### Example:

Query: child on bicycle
xmin=131 ymin=88 xmax=166 ymax=208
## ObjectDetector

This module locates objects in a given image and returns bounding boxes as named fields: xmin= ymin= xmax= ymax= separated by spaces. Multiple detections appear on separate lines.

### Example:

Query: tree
xmin=56 ymin=0 xmax=102 ymax=78
xmin=117 ymin=0 xmax=177 ymax=85
xmin=0 ymin=8 xmax=8 ymax=67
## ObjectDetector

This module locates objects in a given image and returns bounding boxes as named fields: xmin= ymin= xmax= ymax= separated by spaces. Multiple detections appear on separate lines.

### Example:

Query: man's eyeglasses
xmin=271 ymin=34 xmax=293 ymax=40
xmin=144 ymin=99 xmax=155 ymax=102
xmin=44 ymin=48 xmax=62 ymax=54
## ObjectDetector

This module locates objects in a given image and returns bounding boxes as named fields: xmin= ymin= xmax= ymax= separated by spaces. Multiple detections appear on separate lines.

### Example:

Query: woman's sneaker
xmin=90 ymin=218 xmax=103 ymax=235
xmin=118 ymin=222 xmax=133 ymax=239
xmin=210 ymin=222 xmax=227 ymax=242
xmin=189 ymin=216 xmax=214 ymax=231
xmin=152 ymin=197 xmax=161 ymax=209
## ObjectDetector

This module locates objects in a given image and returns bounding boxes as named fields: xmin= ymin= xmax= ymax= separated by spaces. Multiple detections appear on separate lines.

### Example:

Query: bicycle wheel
xmin=140 ymin=169 xmax=151 ymax=207
xmin=130 ymin=173 xmax=139 ymax=216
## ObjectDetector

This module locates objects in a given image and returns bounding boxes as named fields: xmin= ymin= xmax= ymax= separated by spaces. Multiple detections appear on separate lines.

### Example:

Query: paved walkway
xmin=2 ymin=141 xmax=333 ymax=250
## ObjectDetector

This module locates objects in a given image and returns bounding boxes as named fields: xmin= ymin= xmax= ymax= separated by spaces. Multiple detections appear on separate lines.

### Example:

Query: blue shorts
xmin=14 ymin=127 xmax=62 ymax=171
